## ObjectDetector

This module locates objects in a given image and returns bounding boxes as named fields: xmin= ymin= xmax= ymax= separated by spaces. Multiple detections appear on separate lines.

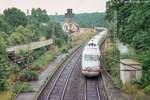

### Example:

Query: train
xmin=81 ymin=28 xmax=107 ymax=77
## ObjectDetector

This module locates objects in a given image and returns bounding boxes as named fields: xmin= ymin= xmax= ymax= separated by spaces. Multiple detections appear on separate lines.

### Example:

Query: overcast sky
xmin=0 ymin=0 xmax=108 ymax=15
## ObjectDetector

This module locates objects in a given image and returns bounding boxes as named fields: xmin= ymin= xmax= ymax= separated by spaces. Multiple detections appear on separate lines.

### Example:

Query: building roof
xmin=120 ymin=59 xmax=140 ymax=65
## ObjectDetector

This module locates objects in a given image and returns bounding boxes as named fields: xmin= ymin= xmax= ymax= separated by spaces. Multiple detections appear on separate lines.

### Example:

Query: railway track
xmin=85 ymin=78 xmax=101 ymax=100
xmin=37 ymin=46 xmax=83 ymax=100
xmin=37 ymin=45 xmax=108 ymax=100
xmin=84 ymin=76 xmax=108 ymax=100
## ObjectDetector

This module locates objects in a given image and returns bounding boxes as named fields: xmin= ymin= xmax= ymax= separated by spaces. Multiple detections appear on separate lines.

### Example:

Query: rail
xmin=37 ymin=46 xmax=82 ymax=100
xmin=85 ymin=79 xmax=101 ymax=100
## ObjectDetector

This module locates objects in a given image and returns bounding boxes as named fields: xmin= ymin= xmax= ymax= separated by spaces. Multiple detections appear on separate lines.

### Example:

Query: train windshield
xmin=84 ymin=54 xmax=99 ymax=61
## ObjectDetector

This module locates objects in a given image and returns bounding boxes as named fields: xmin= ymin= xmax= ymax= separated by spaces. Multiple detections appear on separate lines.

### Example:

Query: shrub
xmin=19 ymin=70 xmax=38 ymax=81
xmin=55 ymin=38 xmax=66 ymax=47
xmin=61 ymin=48 xmax=68 ymax=53
xmin=123 ymin=84 xmax=138 ymax=94
xmin=144 ymin=85 xmax=150 ymax=94
xmin=120 ymin=53 xmax=129 ymax=59
xmin=31 ymin=64 xmax=42 ymax=71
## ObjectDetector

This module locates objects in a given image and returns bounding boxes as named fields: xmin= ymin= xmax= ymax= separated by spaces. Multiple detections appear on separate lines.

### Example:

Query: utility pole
xmin=27 ymin=41 xmax=31 ymax=70
xmin=52 ymin=16 xmax=56 ymax=46
xmin=113 ymin=9 xmax=118 ymax=55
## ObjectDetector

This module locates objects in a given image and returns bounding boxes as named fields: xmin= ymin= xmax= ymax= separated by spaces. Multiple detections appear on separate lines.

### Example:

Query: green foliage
xmin=104 ymin=41 xmax=122 ymax=88
xmin=0 ymin=7 xmax=68 ymax=94
xmin=15 ymin=26 xmax=34 ymax=42
xmin=7 ymin=25 xmax=41 ymax=46
xmin=12 ymin=82 xmax=32 ymax=93
xmin=0 ymin=7 xmax=66 ymax=47
xmin=132 ymin=31 xmax=150 ymax=51
xmin=29 ymin=8 xmax=51 ymax=38
xmin=120 ymin=53 xmax=129 ymax=59
xmin=7 ymin=31 xmax=26 ymax=46
xmin=0 ymin=32 xmax=8 ymax=39
xmin=74 ymin=13 xmax=106 ymax=27
xmin=0 ymin=15 xmax=11 ymax=34
xmin=32 ymin=50 xmax=56 ymax=70
xmin=61 ymin=48 xmax=69 ymax=53
xmin=137 ymin=50 xmax=150 ymax=87
xmin=19 ymin=70 xmax=38 ymax=81
xmin=26 ymin=24 xmax=40 ymax=40
xmin=53 ymin=12 xmax=106 ymax=27
xmin=0 ymin=36 xmax=9 ymax=91
xmin=144 ymin=85 xmax=150 ymax=94
xmin=31 ymin=48 xmax=46 ymax=60
xmin=54 ymin=22 xmax=68 ymax=47
xmin=105 ymin=44 xmax=120 ymax=73
xmin=106 ymin=0 xmax=150 ymax=91
xmin=31 ymin=8 xmax=50 ymax=24
xmin=3 ymin=8 xmax=28 ymax=30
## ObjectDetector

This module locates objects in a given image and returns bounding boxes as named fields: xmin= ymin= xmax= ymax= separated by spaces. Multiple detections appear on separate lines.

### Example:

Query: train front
xmin=81 ymin=46 xmax=101 ymax=77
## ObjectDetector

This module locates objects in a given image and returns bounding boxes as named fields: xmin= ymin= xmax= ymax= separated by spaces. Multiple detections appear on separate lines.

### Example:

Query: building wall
xmin=120 ymin=59 xmax=142 ymax=84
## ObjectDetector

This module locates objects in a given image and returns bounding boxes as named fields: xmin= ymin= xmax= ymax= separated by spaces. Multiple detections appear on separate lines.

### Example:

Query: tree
xmin=3 ymin=8 xmax=28 ymax=30
xmin=106 ymin=0 xmax=150 ymax=92
xmin=54 ymin=22 xmax=68 ymax=47
xmin=15 ymin=25 xmax=34 ymax=42
xmin=0 ymin=15 xmax=11 ymax=34
xmin=54 ymin=12 xmax=106 ymax=27
xmin=0 ymin=36 xmax=9 ymax=91
xmin=26 ymin=24 xmax=41 ymax=41
xmin=29 ymin=8 xmax=51 ymax=38
xmin=31 ymin=8 xmax=50 ymax=23
xmin=7 ymin=32 xmax=26 ymax=46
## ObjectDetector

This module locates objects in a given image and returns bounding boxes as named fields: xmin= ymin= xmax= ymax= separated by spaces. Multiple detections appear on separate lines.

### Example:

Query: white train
xmin=81 ymin=29 xmax=107 ymax=77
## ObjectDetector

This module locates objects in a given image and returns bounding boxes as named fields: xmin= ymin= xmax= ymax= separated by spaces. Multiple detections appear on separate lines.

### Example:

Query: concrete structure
xmin=120 ymin=59 xmax=142 ymax=84
xmin=7 ymin=39 xmax=53 ymax=53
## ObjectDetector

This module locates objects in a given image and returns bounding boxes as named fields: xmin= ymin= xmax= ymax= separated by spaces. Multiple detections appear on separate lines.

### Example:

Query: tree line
xmin=0 ymin=7 xmax=67 ymax=91
xmin=106 ymin=0 xmax=150 ymax=94
xmin=53 ymin=12 xmax=107 ymax=27
xmin=0 ymin=8 xmax=67 ymax=46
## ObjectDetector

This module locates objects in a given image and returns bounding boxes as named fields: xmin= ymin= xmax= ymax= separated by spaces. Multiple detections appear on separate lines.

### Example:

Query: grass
xmin=71 ymin=29 xmax=96 ymax=46
xmin=0 ymin=91 xmax=12 ymax=100
xmin=123 ymin=84 xmax=150 ymax=100
xmin=31 ymin=47 xmax=60 ymax=71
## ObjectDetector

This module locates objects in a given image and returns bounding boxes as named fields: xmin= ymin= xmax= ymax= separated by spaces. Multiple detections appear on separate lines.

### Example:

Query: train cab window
xmin=84 ymin=55 xmax=99 ymax=61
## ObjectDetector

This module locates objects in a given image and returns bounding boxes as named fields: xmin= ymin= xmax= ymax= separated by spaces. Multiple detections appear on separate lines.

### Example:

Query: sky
xmin=0 ymin=0 xmax=108 ymax=15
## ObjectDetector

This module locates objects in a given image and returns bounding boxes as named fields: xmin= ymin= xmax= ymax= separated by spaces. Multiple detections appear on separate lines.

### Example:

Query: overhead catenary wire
xmin=104 ymin=55 xmax=142 ymax=71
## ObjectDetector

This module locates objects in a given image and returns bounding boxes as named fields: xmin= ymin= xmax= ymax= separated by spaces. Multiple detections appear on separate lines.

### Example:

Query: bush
xmin=32 ymin=48 xmax=58 ymax=71
xmin=120 ymin=53 xmax=129 ymax=59
xmin=12 ymin=82 xmax=32 ymax=93
xmin=144 ymin=85 xmax=150 ymax=94
xmin=123 ymin=84 xmax=138 ymax=94
xmin=61 ymin=48 xmax=68 ymax=53
xmin=31 ymin=64 xmax=42 ymax=71
xmin=19 ymin=70 xmax=38 ymax=81
xmin=55 ymin=38 xmax=66 ymax=47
